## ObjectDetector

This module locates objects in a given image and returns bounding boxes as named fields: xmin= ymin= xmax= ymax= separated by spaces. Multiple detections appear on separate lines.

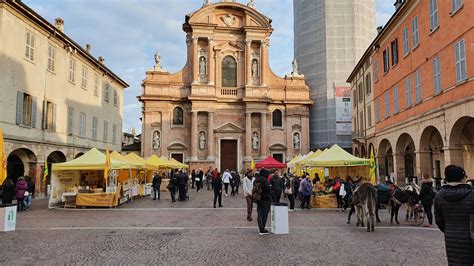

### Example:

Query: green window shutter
xmin=31 ymin=96 xmax=37 ymax=128
xmin=16 ymin=91 xmax=24 ymax=125
xmin=42 ymin=100 xmax=47 ymax=129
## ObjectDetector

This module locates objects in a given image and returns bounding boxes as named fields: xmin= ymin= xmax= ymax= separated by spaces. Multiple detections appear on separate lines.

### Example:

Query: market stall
xmin=305 ymin=144 xmax=370 ymax=208
xmin=124 ymin=153 xmax=156 ymax=196
xmin=147 ymin=155 xmax=175 ymax=191
xmin=255 ymin=156 xmax=287 ymax=169
xmin=48 ymin=148 xmax=130 ymax=208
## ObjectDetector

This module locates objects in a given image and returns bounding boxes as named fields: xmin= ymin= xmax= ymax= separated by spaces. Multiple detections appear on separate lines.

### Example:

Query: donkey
xmin=389 ymin=186 xmax=419 ymax=225
xmin=352 ymin=182 xmax=377 ymax=232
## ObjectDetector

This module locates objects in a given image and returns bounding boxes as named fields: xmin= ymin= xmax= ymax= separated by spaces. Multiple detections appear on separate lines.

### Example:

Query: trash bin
xmin=271 ymin=202 xmax=289 ymax=234
xmin=0 ymin=204 xmax=16 ymax=232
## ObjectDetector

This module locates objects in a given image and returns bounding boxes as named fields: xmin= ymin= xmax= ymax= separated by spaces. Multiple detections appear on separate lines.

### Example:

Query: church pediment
xmin=269 ymin=142 xmax=287 ymax=150
xmin=214 ymin=122 xmax=245 ymax=133
xmin=167 ymin=141 xmax=188 ymax=150
xmin=213 ymin=41 xmax=245 ymax=52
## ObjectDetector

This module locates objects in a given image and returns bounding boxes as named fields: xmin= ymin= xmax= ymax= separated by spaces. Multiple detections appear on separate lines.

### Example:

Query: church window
xmin=221 ymin=56 xmax=237 ymax=87
xmin=272 ymin=109 xmax=282 ymax=128
xmin=173 ymin=107 xmax=184 ymax=126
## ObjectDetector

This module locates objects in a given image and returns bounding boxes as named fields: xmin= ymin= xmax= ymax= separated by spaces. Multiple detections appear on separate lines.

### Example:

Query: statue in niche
xmin=293 ymin=132 xmax=301 ymax=149
xmin=251 ymin=59 xmax=259 ymax=77
xmin=152 ymin=131 xmax=160 ymax=150
xmin=292 ymin=58 xmax=299 ymax=74
xmin=199 ymin=132 xmax=206 ymax=150
xmin=153 ymin=52 xmax=166 ymax=72
xmin=199 ymin=56 xmax=207 ymax=75
xmin=252 ymin=132 xmax=259 ymax=150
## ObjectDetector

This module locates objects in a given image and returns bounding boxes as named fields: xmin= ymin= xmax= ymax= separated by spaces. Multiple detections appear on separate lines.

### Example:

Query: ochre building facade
xmin=139 ymin=1 xmax=312 ymax=172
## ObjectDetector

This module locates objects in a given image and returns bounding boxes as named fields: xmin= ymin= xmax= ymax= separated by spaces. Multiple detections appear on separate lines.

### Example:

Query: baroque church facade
xmin=139 ymin=0 xmax=312 ymax=172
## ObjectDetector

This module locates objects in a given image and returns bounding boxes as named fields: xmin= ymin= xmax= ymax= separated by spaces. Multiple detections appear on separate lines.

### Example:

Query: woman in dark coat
xmin=16 ymin=176 xmax=28 ymax=211
xmin=419 ymin=173 xmax=435 ymax=227
xmin=434 ymin=165 xmax=474 ymax=265
xmin=1 ymin=178 xmax=15 ymax=204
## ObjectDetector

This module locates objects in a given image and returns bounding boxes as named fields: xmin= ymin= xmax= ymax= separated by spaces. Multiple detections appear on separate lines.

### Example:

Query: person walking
xmin=230 ymin=171 xmax=240 ymax=196
xmin=283 ymin=174 xmax=295 ymax=211
xmin=177 ymin=170 xmax=187 ymax=201
xmin=23 ymin=176 xmax=35 ymax=209
xmin=206 ymin=168 xmax=212 ymax=190
xmin=212 ymin=172 xmax=223 ymax=208
xmin=1 ymin=178 xmax=15 ymax=204
xmin=243 ymin=171 xmax=255 ymax=221
xmin=342 ymin=176 xmax=353 ymax=212
xmin=167 ymin=172 xmax=178 ymax=202
xmin=300 ymin=175 xmax=312 ymax=209
xmin=254 ymin=169 xmax=271 ymax=235
xmin=222 ymin=169 xmax=231 ymax=196
xmin=269 ymin=171 xmax=283 ymax=203
xmin=191 ymin=169 xmax=196 ymax=189
xmin=196 ymin=168 xmax=204 ymax=192
xmin=152 ymin=172 xmax=162 ymax=200
xmin=434 ymin=165 xmax=474 ymax=265
xmin=419 ymin=173 xmax=435 ymax=227
xmin=15 ymin=176 xmax=28 ymax=212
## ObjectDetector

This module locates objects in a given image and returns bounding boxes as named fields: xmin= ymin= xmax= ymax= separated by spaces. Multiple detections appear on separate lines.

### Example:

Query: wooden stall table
xmin=61 ymin=192 xmax=77 ymax=208
xmin=311 ymin=194 xmax=338 ymax=208
xmin=76 ymin=192 xmax=119 ymax=207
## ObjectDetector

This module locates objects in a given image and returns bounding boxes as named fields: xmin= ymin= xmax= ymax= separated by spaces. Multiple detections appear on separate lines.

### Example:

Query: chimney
xmin=85 ymin=44 xmax=91 ymax=53
xmin=377 ymin=26 xmax=383 ymax=35
xmin=54 ymin=18 xmax=64 ymax=32
xmin=394 ymin=0 xmax=404 ymax=10
xmin=98 ymin=56 xmax=105 ymax=64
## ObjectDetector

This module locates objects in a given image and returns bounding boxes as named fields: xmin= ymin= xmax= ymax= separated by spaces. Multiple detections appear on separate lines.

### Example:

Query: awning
xmin=255 ymin=156 xmax=287 ymax=169
xmin=305 ymin=144 xmax=370 ymax=167
xmin=52 ymin=148 xmax=131 ymax=171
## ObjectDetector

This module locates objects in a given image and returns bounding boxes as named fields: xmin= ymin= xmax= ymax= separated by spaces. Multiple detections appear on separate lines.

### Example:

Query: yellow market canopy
xmin=111 ymin=151 xmax=144 ymax=169
xmin=52 ymin=148 xmax=130 ymax=171
xmin=299 ymin=149 xmax=323 ymax=166
xmin=147 ymin=155 xmax=175 ymax=169
xmin=124 ymin=153 xmax=155 ymax=170
xmin=305 ymin=144 xmax=370 ymax=167
xmin=168 ymin=157 xmax=189 ymax=169
xmin=287 ymin=154 xmax=302 ymax=168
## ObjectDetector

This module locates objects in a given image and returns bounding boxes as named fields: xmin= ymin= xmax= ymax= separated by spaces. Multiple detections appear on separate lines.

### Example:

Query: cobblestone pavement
xmin=0 ymin=187 xmax=447 ymax=265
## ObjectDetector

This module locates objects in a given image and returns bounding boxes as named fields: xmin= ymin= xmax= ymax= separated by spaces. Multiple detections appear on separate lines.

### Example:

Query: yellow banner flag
xmin=250 ymin=158 xmax=255 ymax=170
xmin=0 ymin=128 xmax=6 ymax=185
xmin=43 ymin=161 xmax=48 ymax=184
xmin=104 ymin=145 xmax=111 ymax=185
xmin=370 ymin=148 xmax=376 ymax=185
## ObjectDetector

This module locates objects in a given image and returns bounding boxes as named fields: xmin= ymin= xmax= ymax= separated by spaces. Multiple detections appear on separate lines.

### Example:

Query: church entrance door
xmin=220 ymin=139 xmax=237 ymax=172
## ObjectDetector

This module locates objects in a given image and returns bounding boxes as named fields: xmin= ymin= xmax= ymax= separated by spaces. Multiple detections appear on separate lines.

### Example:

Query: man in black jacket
xmin=269 ymin=170 xmax=283 ymax=203
xmin=434 ymin=165 xmax=474 ymax=265
xmin=212 ymin=173 xmax=223 ymax=208
xmin=177 ymin=170 xmax=187 ymax=201
xmin=152 ymin=172 xmax=162 ymax=200
xmin=255 ymin=169 xmax=272 ymax=235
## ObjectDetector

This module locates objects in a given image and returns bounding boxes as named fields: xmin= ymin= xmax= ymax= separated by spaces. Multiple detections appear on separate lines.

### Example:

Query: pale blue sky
xmin=24 ymin=0 xmax=395 ymax=134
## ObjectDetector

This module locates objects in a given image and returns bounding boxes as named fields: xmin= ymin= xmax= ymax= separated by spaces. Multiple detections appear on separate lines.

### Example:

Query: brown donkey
xmin=352 ymin=182 xmax=377 ymax=232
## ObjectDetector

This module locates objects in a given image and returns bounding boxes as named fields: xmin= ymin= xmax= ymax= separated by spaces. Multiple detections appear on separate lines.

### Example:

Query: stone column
xmin=208 ymin=37 xmax=215 ymax=85
xmin=260 ymin=112 xmax=268 ymax=158
xmin=415 ymin=150 xmax=432 ymax=178
xmin=207 ymin=111 xmax=215 ymax=161
xmin=245 ymin=112 xmax=252 ymax=161
xmin=192 ymin=36 xmax=199 ymax=84
xmin=190 ymin=111 xmax=198 ymax=161
xmin=260 ymin=39 xmax=268 ymax=87
xmin=245 ymin=39 xmax=252 ymax=86
xmin=444 ymin=147 xmax=464 ymax=167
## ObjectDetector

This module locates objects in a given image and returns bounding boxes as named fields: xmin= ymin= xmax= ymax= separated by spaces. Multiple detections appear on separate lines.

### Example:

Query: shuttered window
xmin=92 ymin=117 xmax=98 ymax=139
xmin=405 ymin=77 xmax=412 ymax=107
xmin=375 ymin=98 xmax=380 ymax=122
xmin=384 ymin=91 xmax=390 ymax=118
xmin=79 ymin=112 xmax=86 ymax=137
xmin=430 ymin=0 xmax=439 ymax=31
xmin=47 ymin=45 xmax=56 ymax=72
xmin=433 ymin=57 xmax=442 ymax=94
xmin=412 ymin=17 xmax=419 ymax=47
xmin=393 ymin=86 xmax=399 ymax=114
xmin=25 ymin=31 xmax=35 ymax=61
xmin=42 ymin=101 xmax=56 ymax=131
xmin=69 ymin=59 xmax=76 ymax=83
xmin=67 ymin=107 xmax=74 ymax=135
xmin=415 ymin=71 xmax=422 ymax=103
xmin=403 ymin=27 xmax=409 ymax=55
xmin=16 ymin=92 xmax=36 ymax=128
xmin=454 ymin=39 xmax=467 ymax=82
xmin=112 ymin=124 xmax=117 ymax=143
xmin=103 ymin=120 xmax=108 ymax=142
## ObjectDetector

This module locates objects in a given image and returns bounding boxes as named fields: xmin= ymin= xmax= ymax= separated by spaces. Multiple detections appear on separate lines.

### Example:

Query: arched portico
xmin=377 ymin=139 xmax=394 ymax=179
xmin=448 ymin=116 xmax=474 ymax=177
xmin=7 ymin=148 xmax=37 ymax=183
xmin=418 ymin=126 xmax=444 ymax=179
xmin=395 ymin=133 xmax=416 ymax=181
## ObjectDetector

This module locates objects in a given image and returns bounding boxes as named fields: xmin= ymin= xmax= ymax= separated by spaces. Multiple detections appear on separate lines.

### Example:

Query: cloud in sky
xmin=23 ymin=0 xmax=394 ymax=134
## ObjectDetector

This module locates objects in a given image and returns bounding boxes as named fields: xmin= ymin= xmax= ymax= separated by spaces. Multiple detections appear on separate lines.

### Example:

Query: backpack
xmin=252 ymin=181 xmax=262 ymax=203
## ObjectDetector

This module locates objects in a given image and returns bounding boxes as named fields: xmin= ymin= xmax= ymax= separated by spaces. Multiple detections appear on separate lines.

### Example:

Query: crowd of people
xmin=1 ymin=176 xmax=35 ymax=212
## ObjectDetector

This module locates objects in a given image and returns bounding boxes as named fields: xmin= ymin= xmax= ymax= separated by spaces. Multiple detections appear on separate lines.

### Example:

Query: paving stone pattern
xmin=0 ymin=187 xmax=447 ymax=265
